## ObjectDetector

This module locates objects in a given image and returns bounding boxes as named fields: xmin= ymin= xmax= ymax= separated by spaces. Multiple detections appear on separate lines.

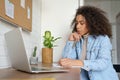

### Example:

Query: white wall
xmin=0 ymin=0 xmax=79 ymax=68
xmin=41 ymin=0 xmax=78 ymax=61
xmin=0 ymin=0 xmax=41 ymax=68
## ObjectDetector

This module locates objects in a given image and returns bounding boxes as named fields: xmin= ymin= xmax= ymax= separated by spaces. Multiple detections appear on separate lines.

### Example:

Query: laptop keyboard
xmin=31 ymin=66 xmax=52 ymax=71
xmin=30 ymin=65 xmax=69 ymax=73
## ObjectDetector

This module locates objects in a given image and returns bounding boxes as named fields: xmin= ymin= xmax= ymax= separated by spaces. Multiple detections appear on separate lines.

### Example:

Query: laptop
xmin=4 ymin=28 xmax=69 ymax=73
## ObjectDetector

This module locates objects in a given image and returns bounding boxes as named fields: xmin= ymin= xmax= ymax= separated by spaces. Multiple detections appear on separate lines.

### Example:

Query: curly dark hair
xmin=71 ymin=6 xmax=112 ymax=38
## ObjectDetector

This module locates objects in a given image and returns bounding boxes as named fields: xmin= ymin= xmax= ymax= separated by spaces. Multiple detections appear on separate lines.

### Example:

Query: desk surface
xmin=0 ymin=68 xmax=80 ymax=80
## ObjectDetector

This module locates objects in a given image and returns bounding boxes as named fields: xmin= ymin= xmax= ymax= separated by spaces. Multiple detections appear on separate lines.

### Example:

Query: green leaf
xmin=49 ymin=36 xmax=54 ymax=41
xmin=45 ymin=31 xmax=51 ymax=39
xmin=49 ymin=43 xmax=53 ymax=48
xmin=43 ymin=40 xmax=49 ymax=46
xmin=52 ymin=37 xmax=61 ymax=42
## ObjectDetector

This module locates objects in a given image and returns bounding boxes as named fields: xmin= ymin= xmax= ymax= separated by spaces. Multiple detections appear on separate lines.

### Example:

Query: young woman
xmin=59 ymin=6 xmax=119 ymax=80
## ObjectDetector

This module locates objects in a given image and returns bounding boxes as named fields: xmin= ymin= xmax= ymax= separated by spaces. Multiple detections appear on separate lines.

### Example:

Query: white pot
xmin=30 ymin=57 xmax=38 ymax=64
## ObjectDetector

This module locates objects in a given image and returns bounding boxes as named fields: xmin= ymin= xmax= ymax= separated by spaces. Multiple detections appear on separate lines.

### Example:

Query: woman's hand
xmin=59 ymin=58 xmax=73 ymax=68
xmin=59 ymin=58 xmax=84 ymax=68
xmin=68 ymin=32 xmax=81 ymax=41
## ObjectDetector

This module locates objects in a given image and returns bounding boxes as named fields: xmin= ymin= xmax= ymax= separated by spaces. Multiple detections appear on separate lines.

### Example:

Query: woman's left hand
xmin=59 ymin=58 xmax=84 ymax=68
xmin=59 ymin=58 xmax=73 ymax=68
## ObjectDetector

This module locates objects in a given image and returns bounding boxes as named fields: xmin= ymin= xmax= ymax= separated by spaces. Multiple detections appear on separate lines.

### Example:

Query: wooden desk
xmin=0 ymin=68 xmax=80 ymax=80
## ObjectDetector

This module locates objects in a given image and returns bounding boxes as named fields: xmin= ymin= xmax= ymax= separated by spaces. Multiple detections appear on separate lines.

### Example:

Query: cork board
xmin=0 ymin=0 xmax=32 ymax=31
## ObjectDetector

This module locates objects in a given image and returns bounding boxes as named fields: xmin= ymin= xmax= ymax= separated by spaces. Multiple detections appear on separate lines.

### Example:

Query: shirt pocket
xmin=90 ymin=46 xmax=100 ymax=60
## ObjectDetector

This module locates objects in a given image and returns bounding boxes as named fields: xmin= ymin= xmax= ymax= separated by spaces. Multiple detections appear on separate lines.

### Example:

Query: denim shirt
xmin=62 ymin=35 xmax=119 ymax=80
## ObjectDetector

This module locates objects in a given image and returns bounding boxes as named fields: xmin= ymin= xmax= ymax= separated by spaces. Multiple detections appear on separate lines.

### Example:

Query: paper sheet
xmin=53 ymin=63 xmax=89 ymax=71
xmin=5 ymin=0 xmax=14 ymax=19
xmin=20 ymin=0 xmax=25 ymax=8
xmin=27 ymin=7 xmax=30 ymax=19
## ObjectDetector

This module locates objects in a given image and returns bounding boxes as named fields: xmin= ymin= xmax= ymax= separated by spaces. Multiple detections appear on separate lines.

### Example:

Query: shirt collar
xmin=83 ymin=33 xmax=89 ymax=39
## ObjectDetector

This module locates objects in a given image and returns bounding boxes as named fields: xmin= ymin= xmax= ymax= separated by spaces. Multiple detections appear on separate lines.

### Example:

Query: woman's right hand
xmin=68 ymin=32 xmax=81 ymax=41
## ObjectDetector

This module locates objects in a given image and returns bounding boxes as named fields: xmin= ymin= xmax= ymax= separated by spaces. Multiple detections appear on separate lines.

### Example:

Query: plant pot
xmin=42 ymin=48 xmax=53 ymax=64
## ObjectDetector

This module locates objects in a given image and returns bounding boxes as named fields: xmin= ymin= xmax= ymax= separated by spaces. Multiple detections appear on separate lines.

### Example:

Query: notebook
xmin=4 ymin=28 xmax=69 ymax=73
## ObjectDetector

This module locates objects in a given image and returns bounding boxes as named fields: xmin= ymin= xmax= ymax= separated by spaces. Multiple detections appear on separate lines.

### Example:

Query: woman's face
xmin=75 ymin=15 xmax=89 ymax=36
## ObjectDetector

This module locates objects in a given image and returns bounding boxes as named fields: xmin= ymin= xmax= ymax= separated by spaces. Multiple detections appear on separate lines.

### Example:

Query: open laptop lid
xmin=5 ymin=28 xmax=31 ymax=72
xmin=5 ymin=28 xmax=69 ymax=73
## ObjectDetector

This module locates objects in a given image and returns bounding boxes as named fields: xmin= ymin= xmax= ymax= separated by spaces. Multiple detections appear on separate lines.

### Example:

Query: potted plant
xmin=30 ymin=46 xmax=38 ymax=64
xmin=42 ymin=31 xmax=61 ymax=64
